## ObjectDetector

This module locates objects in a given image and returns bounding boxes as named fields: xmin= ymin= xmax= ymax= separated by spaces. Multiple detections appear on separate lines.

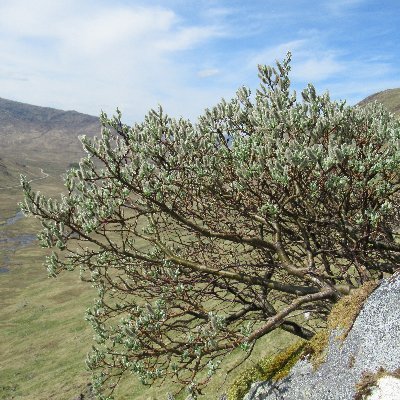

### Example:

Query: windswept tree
xmin=21 ymin=54 xmax=400 ymax=399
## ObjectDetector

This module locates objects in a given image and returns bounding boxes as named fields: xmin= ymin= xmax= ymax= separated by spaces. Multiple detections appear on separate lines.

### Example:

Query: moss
xmin=328 ymin=281 xmax=378 ymax=340
xmin=226 ymin=279 xmax=379 ymax=394
xmin=354 ymin=367 xmax=400 ymax=400
xmin=226 ymin=280 xmax=380 ymax=400
xmin=303 ymin=280 xmax=378 ymax=369
xmin=226 ymin=340 xmax=306 ymax=400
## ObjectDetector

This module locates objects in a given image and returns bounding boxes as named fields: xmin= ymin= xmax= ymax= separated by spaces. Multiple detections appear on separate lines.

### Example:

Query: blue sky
xmin=0 ymin=0 xmax=399 ymax=124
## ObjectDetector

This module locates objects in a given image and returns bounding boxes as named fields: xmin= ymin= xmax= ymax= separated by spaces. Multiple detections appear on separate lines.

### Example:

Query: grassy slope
xmin=0 ymin=179 xmax=294 ymax=400
xmin=0 ymin=182 xmax=94 ymax=400
xmin=357 ymin=88 xmax=400 ymax=116
xmin=0 ymin=97 xmax=99 ymax=188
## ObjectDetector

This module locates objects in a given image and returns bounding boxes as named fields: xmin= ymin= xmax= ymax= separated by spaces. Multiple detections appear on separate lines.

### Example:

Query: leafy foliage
xmin=21 ymin=53 xmax=400 ymax=399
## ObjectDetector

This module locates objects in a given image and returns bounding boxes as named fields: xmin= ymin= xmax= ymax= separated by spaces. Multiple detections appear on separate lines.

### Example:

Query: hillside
xmin=1 ymin=91 xmax=399 ymax=399
xmin=0 ymin=97 xmax=100 ymax=186
xmin=357 ymin=88 xmax=400 ymax=116
xmin=1 ymin=88 xmax=399 ymax=188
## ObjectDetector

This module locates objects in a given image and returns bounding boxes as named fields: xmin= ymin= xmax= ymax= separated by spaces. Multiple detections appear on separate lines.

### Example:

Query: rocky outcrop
xmin=244 ymin=275 xmax=400 ymax=400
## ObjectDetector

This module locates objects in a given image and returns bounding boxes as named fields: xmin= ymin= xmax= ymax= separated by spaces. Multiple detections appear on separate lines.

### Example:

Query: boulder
xmin=244 ymin=275 xmax=400 ymax=400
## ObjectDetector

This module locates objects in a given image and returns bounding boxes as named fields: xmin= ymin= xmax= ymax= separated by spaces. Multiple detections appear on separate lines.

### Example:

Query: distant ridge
xmin=0 ymin=97 xmax=100 ymax=185
xmin=357 ymin=88 xmax=400 ymax=116
xmin=0 ymin=97 xmax=98 ymax=134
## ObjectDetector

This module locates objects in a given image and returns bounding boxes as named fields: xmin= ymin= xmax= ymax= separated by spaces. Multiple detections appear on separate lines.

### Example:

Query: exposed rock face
xmin=244 ymin=275 xmax=400 ymax=400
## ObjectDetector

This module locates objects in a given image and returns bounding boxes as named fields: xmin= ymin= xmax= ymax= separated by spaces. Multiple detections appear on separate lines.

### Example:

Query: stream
xmin=0 ymin=210 xmax=37 ymax=273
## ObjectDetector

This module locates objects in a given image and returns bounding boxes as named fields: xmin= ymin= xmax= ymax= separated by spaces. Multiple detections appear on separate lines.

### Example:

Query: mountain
xmin=0 ymin=97 xmax=98 ymax=134
xmin=357 ymin=88 xmax=400 ymax=116
xmin=1 ymin=88 xmax=399 ymax=187
xmin=0 ymin=97 xmax=100 ymax=186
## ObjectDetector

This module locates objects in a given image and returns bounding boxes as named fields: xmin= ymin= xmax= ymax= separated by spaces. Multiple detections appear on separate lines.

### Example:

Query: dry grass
xmin=358 ymin=88 xmax=400 ymax=116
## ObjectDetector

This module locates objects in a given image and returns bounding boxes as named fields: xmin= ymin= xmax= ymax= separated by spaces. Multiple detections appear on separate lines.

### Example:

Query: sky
xmin=0 ymin=0 xmax=399 ymax=124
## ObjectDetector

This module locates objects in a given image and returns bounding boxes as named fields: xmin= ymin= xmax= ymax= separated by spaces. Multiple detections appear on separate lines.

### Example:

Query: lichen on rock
xmin=354 ymin=367 xmax=400 ymax=400
xmin=304 ymin=280 xmax=378 ymax=369
xmin=242 ymin=276 xmax=400 ymax=400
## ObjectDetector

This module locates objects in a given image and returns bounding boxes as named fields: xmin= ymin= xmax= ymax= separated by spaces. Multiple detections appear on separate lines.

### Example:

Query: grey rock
xmin=244 ymin=276 xmax=400 ymax=400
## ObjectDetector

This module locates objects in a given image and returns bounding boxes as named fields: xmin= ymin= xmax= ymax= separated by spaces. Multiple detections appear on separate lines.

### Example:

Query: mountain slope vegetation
xmin=0 ymin=97 xmax=99 ymax=186
xmin=0 ymin=87 xmax=399 ymax=399
xmin=357 ymin=88 xmax=400 ymax=116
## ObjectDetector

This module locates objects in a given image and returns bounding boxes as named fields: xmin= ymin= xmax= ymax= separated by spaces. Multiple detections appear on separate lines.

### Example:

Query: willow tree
xmin=21 ymin=54 xmax=400 ymax=399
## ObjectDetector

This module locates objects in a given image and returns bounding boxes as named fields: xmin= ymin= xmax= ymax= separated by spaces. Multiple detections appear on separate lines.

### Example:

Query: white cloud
xmin=204 ymin=7 xmax=235 ymax=18
xmin=0 ymin=0 xmax=67 ymax=37
xmin=247 ymin=40 xmax=306 ymax=68
xmin=247 ymin=39 xmax=345 ymax=83
xmin=0 ymin=0 xmax=231 ymax=122
xmin=0 ymin=0 xmax=397 ymax=124
xmin=197 ymin=68 xmax=220 ymax=78
xmin=292 ymin=56 xmax=345 ymax=82
xmin=325 ymin=70 xmax=400 ymax=105
xmin=68 ymin=8 xmax=176 ymax=56
xmin=324 ymin=0 xmax=365 ymax=15
xmin=155 ymin=25 xmax=224 ymax=52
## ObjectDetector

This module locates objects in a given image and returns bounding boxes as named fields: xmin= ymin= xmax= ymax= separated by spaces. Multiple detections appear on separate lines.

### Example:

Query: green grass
xmin=0 ymin=252 xmax=94 ymax=399
xmin=0 ymin=178 xmax=296 ymax=400
xmin=0 ymin=243 xmax=293 ymax=399
xmin=0 ymin=184 xmax=95 ymax=400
